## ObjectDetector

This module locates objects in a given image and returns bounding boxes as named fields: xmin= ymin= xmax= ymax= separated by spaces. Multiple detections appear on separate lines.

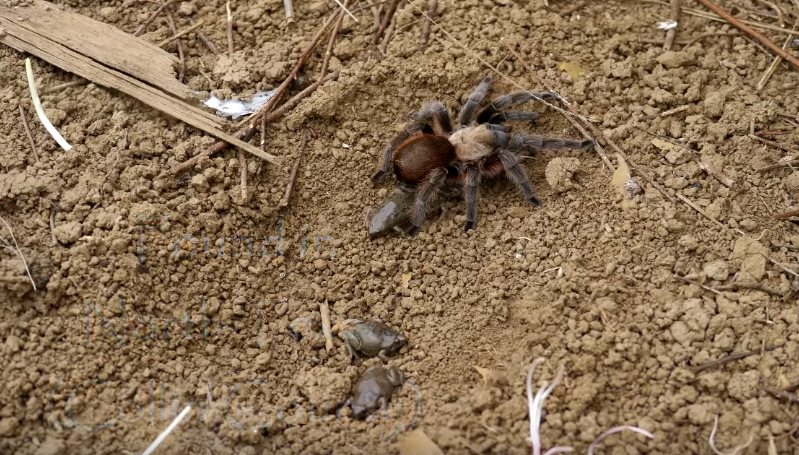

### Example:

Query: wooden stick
xmin=235 ymin=10 xmax=341 ymax=129
xmin=677 ymin=193 xmax=744 ymax=234
xmin=760 ymin=382 xmax=799 ymax=403
xmin=373 ymin=0 xmax=399 ymax=45
xmin=238 ymin=149 xmax=247 ymax=202
xmin=49 ymin=205 xmax=57 ymax=246
xmin=419 ymin=0 xmax=437 ymax=50
xmin=170 ymin=71 xmax=338 ymax=175
xmin=321 ymin=7 xmax=346 ymax=79
xmin=642 ymin=0 xmax=799 ymax=36
xmin=133 ymin=0 xmax=178 ymax=36
xmin=320 ymin=299 xmax=334 ymax=352
xmin=776 ymin=208 xmax=799 ymax=219
xmin=758 ymin=21 xmax=798 ymax=91
xmin=18 ymin=105 xmax=39 ymax=162
xmin=40 ymin=80 xmax=86 ymax=95
xmin=379 ymin=8 xmax=397 ymax=54
xmin=157 ymin=20 xmax=205 ymax=48
xmin=162 ymin=8 xmax=184 ymax=83
xmin=664 ymin=0 xmax=681 ymax=51
xmin=694 ymin=0 xmax=799 ymax=71
xmin=749 ymin=133 xmax=799 ymax=155
xmin=189 ymin=17 xmax=218 ymax=55
xmin=226 ymin=1 xmax=234 ymax=56
xmin=280 ymin=131 xmax=309 ymax=207
xmin=692 ymin=346 xmax=777 ymax=373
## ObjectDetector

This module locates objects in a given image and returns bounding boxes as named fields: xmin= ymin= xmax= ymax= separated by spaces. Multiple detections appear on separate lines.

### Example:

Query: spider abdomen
xmin=392 ymin=135 xmax=456 ymax=185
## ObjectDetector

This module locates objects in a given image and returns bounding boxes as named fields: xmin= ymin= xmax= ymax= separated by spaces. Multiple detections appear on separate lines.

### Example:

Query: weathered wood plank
xmin=0 ymin=17 xmax=279 ymax=164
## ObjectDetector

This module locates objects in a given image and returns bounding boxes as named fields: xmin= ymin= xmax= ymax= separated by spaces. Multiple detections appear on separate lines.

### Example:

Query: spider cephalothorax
xmin=370 ymin=75 xmax=595 ymax=236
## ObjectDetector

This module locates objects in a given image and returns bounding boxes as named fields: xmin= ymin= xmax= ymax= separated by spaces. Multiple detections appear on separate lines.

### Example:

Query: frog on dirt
xmin=337 ymin=319 xmax=407 ymax=362
xmin=350 ymin=364 xmax=404 ymax=420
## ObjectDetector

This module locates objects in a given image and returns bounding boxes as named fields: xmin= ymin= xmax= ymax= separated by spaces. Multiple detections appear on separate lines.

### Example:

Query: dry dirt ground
xmin=3 ymin=0 xmax=799 ymax=454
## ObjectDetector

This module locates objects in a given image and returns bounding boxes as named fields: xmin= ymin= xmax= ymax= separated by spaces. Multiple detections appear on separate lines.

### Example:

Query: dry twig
xmin=239 ymin=149 xmax=247 ymax=202
xmin=189 ymin=17 xmax=218 ymax=55
xmin=321 ymin=6 xmax=347 ymax=78
xmin=692 ymin=346 xmax=778 ymax=373
xmin=320 ymin=300 xmax=334 ymax=352
xmin=776 ymin=207 xmax=799 ymax=219
xmin=157 ymin=19 xmax=205 ymax=48
xmin=694 ymin=0 xmax=799 ymax=71
xmin=40 ymin=79 xmax=86 ymax=95
xmin=49 ymin=205 xmax=57 ymax=246
xmin=171 ymin=71 xmax=338 ymax=175
xmin=373 ymin=0 xmax=399 ymax=45
xmin=18 ymin=105 xmax=38 ymax=162
xmin=226 ymin=1 xmax=235 ymax=56
xmin=280 ymin=132 xmax=309 ymax=208
xmin=664 ymin=0 xmax=681 ymax=51
xmin=760 ymin=383 xmax=799 ymax=404
xmin=676 ymin=193 xmax=744 ymax=235
xmin=419 ymin=0 xmax=437 ymax=50
xmin=0 ymin=216 xmax=36 ymax=291
xmin=162 ymin=7 xmax=185 ymax=82
xmin=133 ymin=0 xmax=178 ymax=36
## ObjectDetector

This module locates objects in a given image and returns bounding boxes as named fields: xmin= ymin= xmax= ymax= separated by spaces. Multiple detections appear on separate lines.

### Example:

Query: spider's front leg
xmin=463 ymin=163 xmax=482 ymax=232
xmin=406 ymin=167 xmax=448 ymax=237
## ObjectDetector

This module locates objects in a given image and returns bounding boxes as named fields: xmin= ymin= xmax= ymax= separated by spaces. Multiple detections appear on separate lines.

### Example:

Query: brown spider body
xmin=371 ymin=75 xmax=595 ymax=237
xmin=392 ymin=135 xmax=455 ymax=185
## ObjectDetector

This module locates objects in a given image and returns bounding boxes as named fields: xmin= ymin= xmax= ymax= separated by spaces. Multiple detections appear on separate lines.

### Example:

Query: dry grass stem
xmin=226 ymin=1 xmax=235 ymax=55
xmin=284 ymin=0 xmax=295 ymax=25
xmin=239 ymin=149 xmax=248 ymax=202
xmin=189 ymin=17 xmax=219 ymax=54
xmin=419 ymin=0 xmax=437 ymax=50
xmin=320 ymin=300 xmax=334 ymax=352
xmin=0 ymin=216 xmax=36 ymax=291
xmin=140 ymin=406 xmax=191 ymax=455
xmin=676 ymin=193 xmax=745 ymax=235
xmin=709 ymin=415 xmax=754 ymax=455
xmin=694 ymin=0 xmax=799 ymax=70
xmin=133 ymin=0 xmax=178 ymax=36
xmin=332 ymin=0 xmax=358 ymax=22
xmin=162 ymin=7 xmax=185 ymax=82
xmin=664 ymin=0 xmax=681 ymax=51
xmin=157 ymin=19 xmax=205 ymax=47
xmin=25 ymin=58 xmax=71 ymax=151
xmin=280 ymin=132 xmax=309 ymax=208
xmin=18 ymin=105 xmax=38 ymax=162
xmin=321 ymin=6 xmax=347 ymax=78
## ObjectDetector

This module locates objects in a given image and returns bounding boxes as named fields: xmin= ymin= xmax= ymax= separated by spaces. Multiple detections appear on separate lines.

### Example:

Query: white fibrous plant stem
xmin=24 ymin=58 xmax=72 ymax=151
xmin=709 ymin=415 xmax=754 ymax=455
xmin=140 ymin=406 xmax=191 ymax=455
xmin=525 ymin=358 xmax=654 ymax=455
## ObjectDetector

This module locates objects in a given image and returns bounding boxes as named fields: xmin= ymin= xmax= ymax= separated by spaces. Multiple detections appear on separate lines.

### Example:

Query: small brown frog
xmin=337 ymin=319 xmax=407 ymax=362
xmin=350 ymin=364 xmax=404 ymax=420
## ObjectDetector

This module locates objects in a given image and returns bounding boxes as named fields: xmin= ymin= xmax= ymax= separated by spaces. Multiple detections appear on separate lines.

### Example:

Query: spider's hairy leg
xmin=487 ymin=111 xmax=540 ymax=124
xmin=458 ymin=75 xmax=493 ymax=126
xmin=406 ymin=167 xmax=448 ymax=237
xmin=463 ymin=163 xmax=482 ymax=232
xmin=411 ymin=102 xmax=453 ymax=135
xmin=497 ymin=150 xmax=542 ymax=207
xmin=476 ymin=91 xmax=555 ymax=124
xmin=371 ymin=121 xmax=426 ymax=184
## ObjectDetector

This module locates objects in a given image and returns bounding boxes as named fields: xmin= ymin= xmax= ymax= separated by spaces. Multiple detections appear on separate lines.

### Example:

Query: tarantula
xmin=370 ymin=75 xmax=595 ymax=236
